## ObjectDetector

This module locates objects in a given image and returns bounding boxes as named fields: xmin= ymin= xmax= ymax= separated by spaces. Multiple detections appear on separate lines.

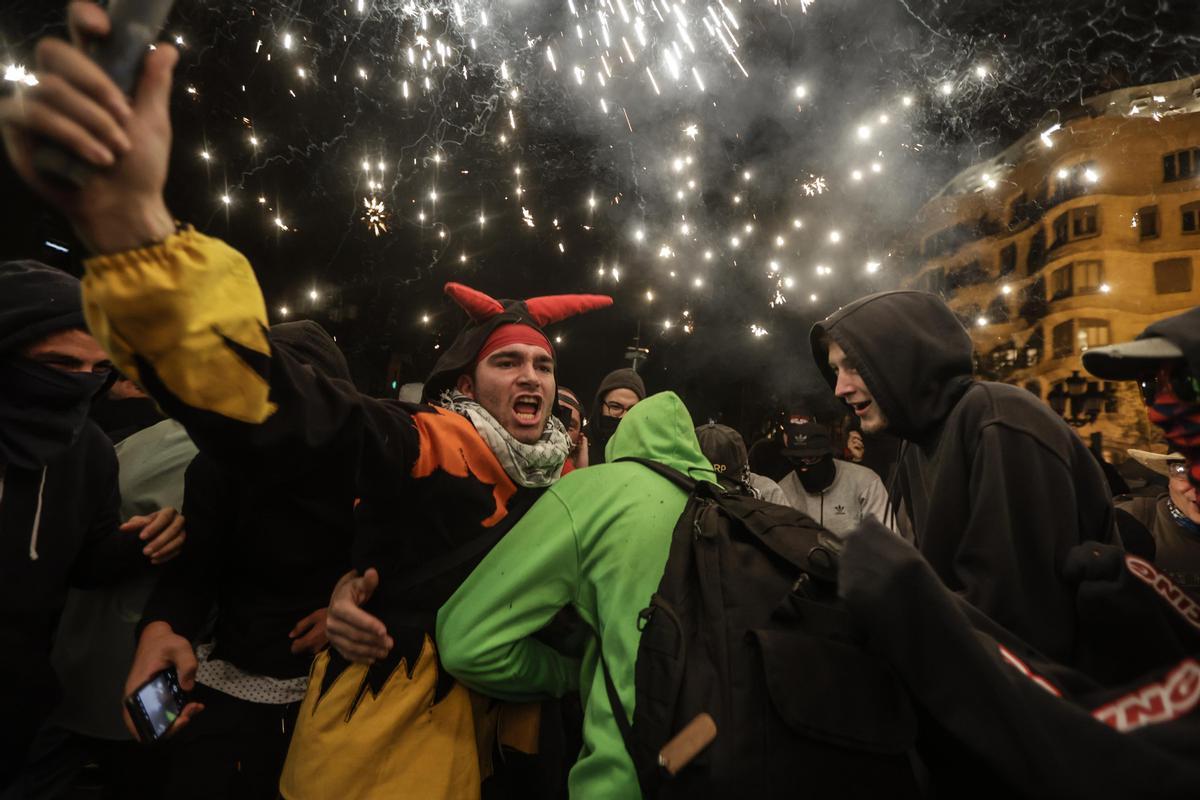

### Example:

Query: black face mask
xmin=591 ymin=413 xmax=622 ymax=444
xmin=0 ymin=358 xmax=110 ymax=469
xmin=789 ymin=453 xmax=836 ymax=494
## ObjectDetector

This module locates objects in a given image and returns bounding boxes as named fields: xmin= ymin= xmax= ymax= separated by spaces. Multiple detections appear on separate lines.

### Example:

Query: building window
xmin=1050 ymin=161 xmax=1097 ymax=205
xmin=1182 ymin=202 xmax=1200 ymax=234
xmin=1052 ymin=213 xmax=1069 ymax=247
xmin=1050 ymin=265 xmax=1073 ymax=300
xmin=1052 ymin=320 xmax=1074 ymax=359
xmin=1154 ymin=257 xmax=1193 ymax=294
xmin=1076 ymin=319 xmax=1111 ymax=352
xmin=1074 ymin=260 xmax=1104 ymax=294
xmin=999 ymin=243 xmax=1017 ymax=275
xmin=1164 ymin=148 xmax=1200 ymax=183
xmin=1071 ymin=206 xmax=1099 ymax=238
xmin=1137 ymin=205 xmax=1159 ymax=239
xmin=1027 ymin=228 xmax=1046 ymax=272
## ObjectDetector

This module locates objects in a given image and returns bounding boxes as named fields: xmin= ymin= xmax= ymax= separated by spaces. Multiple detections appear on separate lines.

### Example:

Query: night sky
xmin=3 ymin=0 xmax=1198 ymax=433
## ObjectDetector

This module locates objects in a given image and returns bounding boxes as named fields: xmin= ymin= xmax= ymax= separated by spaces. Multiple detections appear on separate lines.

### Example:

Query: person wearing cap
xmin=1114 ymin=450 xmax=1200 ymax=602
xmin=1083 ymin=306 xmax=1200 ymax=493
xmin=556 ymin=387 xmax=588 ymax=471
xmin=0 ymin=261 xmax=186 ymax=788
xmin=0 ymin=9 xmax=613 ymax=794
xmin=585 ymin=368 xmax=646 ymax=465
xmin=694 ymin=422 xmax=787 ymax=504
xmin=811 ymin=290 xmax=1117 ymax=665
xmin=776 ymin=421 xmax=893 ymax=537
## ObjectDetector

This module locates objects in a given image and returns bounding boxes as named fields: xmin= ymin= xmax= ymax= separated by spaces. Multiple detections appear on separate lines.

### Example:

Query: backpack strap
xmin=614 ymin=456 xmax=699 ymax=493
xmin=598 ymin=646 xmax=638 ymax=759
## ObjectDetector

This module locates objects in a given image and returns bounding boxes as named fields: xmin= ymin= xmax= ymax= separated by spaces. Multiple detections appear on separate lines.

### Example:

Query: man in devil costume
xmin=78 ymin=234 xmax=609 ymax=798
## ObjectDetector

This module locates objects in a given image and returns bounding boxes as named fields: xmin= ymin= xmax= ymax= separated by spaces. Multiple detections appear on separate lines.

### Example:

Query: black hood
xmin=1082 ymin=306 xmax=1200 ymax=382
xmin=1145 ymin=308 xmax=1200 ymax=379
xmin=810 ymin=290 xmax=974 ymax=440
xmin=422 ymin=301 xmax=551 ymax=403
xmin=0 ymin=260 xmax=86 ymax=356
xmin=270 ymin=321 xmax=353 ymax=383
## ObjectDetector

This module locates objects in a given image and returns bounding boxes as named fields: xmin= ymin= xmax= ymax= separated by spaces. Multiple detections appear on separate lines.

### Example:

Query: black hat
xmin=695 ymin=423 xmax=749 ymax=478
xmin=0 ymin=260 xmax=86 ymax=355
xmin=781 ymin=421 xmax=832 ymax=458
xmin=423 ymin=283 xmax=612 ymax=402
xmin=1083 ymin=307 xmax=1199 ymax=381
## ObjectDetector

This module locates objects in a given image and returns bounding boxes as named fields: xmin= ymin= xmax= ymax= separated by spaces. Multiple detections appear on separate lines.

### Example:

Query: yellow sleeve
xmin=82 ymin=228 xmax=275 ymax=424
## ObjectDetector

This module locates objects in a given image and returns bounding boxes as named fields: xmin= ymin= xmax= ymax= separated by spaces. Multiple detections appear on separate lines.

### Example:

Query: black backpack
xmin=602 ymin=458 xmax=920 ymax=798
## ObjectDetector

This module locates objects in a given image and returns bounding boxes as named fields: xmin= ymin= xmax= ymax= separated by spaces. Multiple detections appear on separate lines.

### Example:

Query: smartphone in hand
xmin=124 ymin=667 xmax=187 ymax=743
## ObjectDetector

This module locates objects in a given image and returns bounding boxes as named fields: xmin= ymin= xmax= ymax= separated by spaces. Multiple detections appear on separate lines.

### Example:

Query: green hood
xmin=605 ymin=391 xmax=716 ymax=483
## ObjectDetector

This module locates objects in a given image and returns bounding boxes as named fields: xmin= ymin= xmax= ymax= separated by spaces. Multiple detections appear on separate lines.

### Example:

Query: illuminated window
xmin=1077 ymin=319 xmax=1110 ymax=351
xmin=1073 ymin=260 xmax=1103 ymax=294
xmin=1071 ymin=206 xmax=1098 ymax=238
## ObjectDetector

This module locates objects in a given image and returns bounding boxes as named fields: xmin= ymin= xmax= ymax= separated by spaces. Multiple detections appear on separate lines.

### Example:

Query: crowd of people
xmin=2 ymin=4 xmax=1200 ymax=798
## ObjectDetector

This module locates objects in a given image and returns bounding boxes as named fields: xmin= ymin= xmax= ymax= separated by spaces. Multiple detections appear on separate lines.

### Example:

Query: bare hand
xmin=0 ymin=1 xmax=177 ymax=254
xmin=289 ymin=608 xmax=329 ymax=655
xmin=326 ymin=569 xmax=393 ymax=663
xmin=123 ymin=621 xmax=204 ymax=741
xmin=846 ymin=431 xmax=865 ymax=463
xmin=575 ymin=434 xmax=589 ymax=468
xmin=120 ymin=507 xmax=185 ymax=564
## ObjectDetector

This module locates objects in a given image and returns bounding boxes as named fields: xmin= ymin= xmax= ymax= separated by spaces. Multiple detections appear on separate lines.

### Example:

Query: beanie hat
xmin=0 ymin=260 xmax=86 ymax=355
xmin=423 ymin=282 xmax=612 ymax=402
xmin=592 ymin=368 xmax=646 ymax=408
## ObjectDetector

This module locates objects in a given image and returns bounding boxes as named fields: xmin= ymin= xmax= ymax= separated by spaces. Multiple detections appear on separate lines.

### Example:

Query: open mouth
xmin=513 ymin=395 xmax=543 ymax=424
xmin=850 ymin=400 xmax=872 ymax=415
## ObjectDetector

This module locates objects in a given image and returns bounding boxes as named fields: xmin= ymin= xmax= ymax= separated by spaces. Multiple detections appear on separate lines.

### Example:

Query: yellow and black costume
xmin=80 ymin=229 xmax=610 ymax=798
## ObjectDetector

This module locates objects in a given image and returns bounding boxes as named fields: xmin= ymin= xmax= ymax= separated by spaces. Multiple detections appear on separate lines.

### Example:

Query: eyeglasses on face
xmin=603 ymin=400 xmax=634 ymax=416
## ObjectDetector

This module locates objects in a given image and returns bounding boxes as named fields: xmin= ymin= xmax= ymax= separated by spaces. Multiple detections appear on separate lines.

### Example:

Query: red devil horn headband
xmin=524 ymin=293 xmax=613 ymax=325
xmin=444 ymin=282 xmax=612 ymax=326
xmin=443 ymin=283 xmax=505 ymax=322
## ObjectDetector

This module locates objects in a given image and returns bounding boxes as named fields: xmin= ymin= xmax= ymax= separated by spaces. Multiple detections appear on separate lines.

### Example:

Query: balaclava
xmin=0 ymin=261 xmax=111 ymax=469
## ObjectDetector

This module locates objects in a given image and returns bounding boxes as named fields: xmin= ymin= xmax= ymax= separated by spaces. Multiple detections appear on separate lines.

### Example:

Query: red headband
xmin=476 ymin=323 xmax=553 ymax=365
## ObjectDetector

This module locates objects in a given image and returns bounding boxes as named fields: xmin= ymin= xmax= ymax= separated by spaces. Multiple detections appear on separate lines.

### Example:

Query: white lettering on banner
xmin=997 ymin=644 xmax=1061 ymax=697
xmin=1093 ymin=659 xmax=1200 ymax=733
xmin=1125 ymin=556 xmax=1200 ymax=633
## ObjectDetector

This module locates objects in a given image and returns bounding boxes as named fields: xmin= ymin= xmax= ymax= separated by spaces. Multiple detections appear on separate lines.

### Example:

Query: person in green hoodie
xmin=437 ymin=391 xmax=716 ymax=798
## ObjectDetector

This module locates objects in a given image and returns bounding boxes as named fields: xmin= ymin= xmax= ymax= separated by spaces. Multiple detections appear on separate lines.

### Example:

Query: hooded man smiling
xmin=811 ymin=290 xmax=1117 ymax=665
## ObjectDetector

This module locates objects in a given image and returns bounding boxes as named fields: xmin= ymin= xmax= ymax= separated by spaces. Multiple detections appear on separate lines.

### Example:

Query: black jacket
xmin=140 ymin=450 xmax=354 ymax=679
xmin=0 ymin=422 xmax=145 ymax=757
xmin=812 ymin=290 xmax=1117 ymax=664
xmin=139 ymin=322 xmax=356 ymax=679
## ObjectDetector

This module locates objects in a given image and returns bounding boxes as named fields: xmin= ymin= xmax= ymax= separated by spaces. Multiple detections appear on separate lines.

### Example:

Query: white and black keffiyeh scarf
xmin=439 ymin=390 xmax=570 ymax=487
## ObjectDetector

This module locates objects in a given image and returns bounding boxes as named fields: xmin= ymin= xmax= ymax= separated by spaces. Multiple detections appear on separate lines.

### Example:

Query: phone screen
xmin=129 ymin=670 xmax=184 ymax=741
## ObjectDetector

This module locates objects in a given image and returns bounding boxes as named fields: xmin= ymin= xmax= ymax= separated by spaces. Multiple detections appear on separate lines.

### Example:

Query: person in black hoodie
xmin=585 ymin=368 xmax=646 ymax=465
xmin=810 ymin=289 xmax=1117 ymax=665
xmin=122 ymin=322 xmax=356 ymax=798
xmin=0 ymin=260 xmax=185 ymax=790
